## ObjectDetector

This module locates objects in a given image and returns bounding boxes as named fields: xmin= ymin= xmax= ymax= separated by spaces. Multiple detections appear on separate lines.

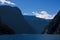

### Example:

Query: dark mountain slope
xmin=42 ymin=11 xmax=60 ymax=34
xmin=24 ymin=15 xmax=50 ymax=33
xmin=0 ymin=5 xmax=37 ymax=34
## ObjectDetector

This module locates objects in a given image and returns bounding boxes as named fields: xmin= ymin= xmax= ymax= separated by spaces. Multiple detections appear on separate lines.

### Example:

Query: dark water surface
xmin=0 ymin=34 xmax=60 ymax=40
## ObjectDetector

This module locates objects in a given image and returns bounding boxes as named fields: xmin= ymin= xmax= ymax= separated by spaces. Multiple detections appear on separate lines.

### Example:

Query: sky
xmin=0 ymin=0 xmax=60 ymax=19
xmin=12 ymin=0 xmax=60 ymax=15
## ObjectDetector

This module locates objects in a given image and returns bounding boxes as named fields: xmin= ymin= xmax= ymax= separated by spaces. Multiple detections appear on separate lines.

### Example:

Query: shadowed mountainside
xmin=0 ymin=5 xmax=37 ymax=34
xmin=42 ymin=11 xmax=60 ymax=34
xmin=24 ymin=15 xmax=50 ymax=33
xmin=0 ymin=23 xmax=15 ymax=34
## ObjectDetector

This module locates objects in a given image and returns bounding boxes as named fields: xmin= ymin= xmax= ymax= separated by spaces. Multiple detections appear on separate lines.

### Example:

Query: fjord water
xmin=0 ymin=34 xmax=60 ymax=40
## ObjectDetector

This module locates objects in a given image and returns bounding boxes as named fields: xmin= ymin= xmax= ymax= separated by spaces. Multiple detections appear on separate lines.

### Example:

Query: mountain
xmin=42 ymin=11 xmax=60 ymax=34
xmin=24 ymin=15 xmax=50 ymax=33
xmin=0 ymin=5 xmax=37 ymax=34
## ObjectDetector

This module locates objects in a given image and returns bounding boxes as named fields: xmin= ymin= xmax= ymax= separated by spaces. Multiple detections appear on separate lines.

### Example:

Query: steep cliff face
xmin=0 ymin=5 xmax=37 ymax=34
xmin=42 ymin=11 xmax=60 ymax=34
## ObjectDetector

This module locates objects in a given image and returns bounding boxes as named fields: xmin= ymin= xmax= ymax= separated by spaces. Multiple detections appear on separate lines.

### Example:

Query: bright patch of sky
xmin=0 ymin=0 xmax=15 ymax=5
xmin=0 ymin=0 xmax=60 ymax=19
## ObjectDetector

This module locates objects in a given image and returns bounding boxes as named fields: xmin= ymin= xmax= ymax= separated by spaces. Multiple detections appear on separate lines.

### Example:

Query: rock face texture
xmin=42 ymin=11 xmax=60 ymax=34
xmin=0 ymin=5 xmax=36 ymax=34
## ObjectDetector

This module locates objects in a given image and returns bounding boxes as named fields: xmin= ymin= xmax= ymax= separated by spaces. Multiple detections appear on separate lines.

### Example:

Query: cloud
xmin=32 ymin=11 xmax=55 ymax=19
xmin=0 ymin=0 xmax=15 ymax=5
